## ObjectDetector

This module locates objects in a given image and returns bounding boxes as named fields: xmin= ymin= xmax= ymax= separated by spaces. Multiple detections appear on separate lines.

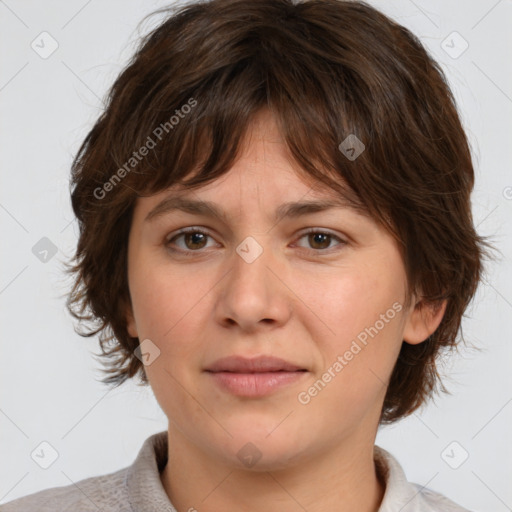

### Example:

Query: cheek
xmin=129 ymin=255 xmax=207 ymax=337
xmin=290 ymin=258 xmax=405 ymax=352
xmin=291 ymin=259 xmax=406 ymax=410
xmin=128 ymin=258 xmax=217 ymax=385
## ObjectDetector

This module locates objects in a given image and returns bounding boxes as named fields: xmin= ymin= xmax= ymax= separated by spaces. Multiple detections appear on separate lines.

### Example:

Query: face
xmin=125 ymin=109 xmax=439 ymax=471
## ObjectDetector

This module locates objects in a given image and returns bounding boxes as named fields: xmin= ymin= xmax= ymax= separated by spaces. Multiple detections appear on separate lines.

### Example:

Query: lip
xmin=205 ymin=356 xmax=308 ymax=397
xmin=205 ymin=355 xmax=305 ymax=373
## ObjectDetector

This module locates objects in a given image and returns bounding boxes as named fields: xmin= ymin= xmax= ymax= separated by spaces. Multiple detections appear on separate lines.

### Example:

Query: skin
xmin=125 ymin=109 xmax=446 ymax=512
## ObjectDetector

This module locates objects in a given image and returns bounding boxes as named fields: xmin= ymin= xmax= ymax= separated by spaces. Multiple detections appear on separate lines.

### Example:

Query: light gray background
xmin=1 ymin=0 xmax=511 ymax=510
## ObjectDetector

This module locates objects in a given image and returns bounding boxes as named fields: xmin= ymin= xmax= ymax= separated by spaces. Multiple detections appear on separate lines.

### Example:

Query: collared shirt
xmin=1 ymin=431 xmax=472 ymax=511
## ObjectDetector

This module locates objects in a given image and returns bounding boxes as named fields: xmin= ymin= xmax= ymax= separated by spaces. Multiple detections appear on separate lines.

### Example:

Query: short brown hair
xmin=65 ymin=0 xmax=487 ymax=423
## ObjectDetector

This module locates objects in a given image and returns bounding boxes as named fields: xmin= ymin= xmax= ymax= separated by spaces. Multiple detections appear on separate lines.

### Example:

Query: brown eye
xmin=307 ymin=232 xmax=332 ymax=250
xmin=295 ymin=230 xmax=345 ymax=252
xmin=182 ymin=232 xmax=208 ymax=250
xmin=166 ymin=228 xmax=215 ymax=253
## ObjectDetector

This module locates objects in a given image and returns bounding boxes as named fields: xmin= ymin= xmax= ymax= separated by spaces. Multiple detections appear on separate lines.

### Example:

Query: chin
xmin=211 ymin=426 xmax=310 ymax=472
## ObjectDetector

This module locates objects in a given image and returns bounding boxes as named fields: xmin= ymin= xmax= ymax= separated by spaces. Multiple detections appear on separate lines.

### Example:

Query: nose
xmin=214 ymin=237 xmax=292 ymax=333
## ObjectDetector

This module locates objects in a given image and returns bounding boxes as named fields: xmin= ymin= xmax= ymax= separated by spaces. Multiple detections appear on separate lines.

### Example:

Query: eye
xmin=164 ymin=227 xmax=346 ymax=256
xmin=165 ymin=228 xmax=218 ymax=253
xmin=294 ymin=229 xmax=346 ymax=252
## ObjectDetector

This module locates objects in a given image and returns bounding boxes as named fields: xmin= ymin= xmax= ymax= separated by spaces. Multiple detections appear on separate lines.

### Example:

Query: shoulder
xmin=374 ymin=446 xmax=474 ymax=512
xmin=0 ymin=467 xmax=129 ymax=512
xmin=1 ymin=431 xmax=170 ymax=512
xmin=412 ymin=484 xmax=474 ymax=512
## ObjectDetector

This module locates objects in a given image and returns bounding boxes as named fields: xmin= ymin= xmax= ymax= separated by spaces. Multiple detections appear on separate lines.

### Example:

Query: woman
xmin=2 ymin=0 xmax=486 ymax=510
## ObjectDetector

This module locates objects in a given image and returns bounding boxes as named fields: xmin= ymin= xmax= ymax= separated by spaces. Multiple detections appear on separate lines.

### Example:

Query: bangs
xmin=97 ymin=3 xmax=394 ymax=222
xmin=114 ymin=62 xmax=370 ymax=219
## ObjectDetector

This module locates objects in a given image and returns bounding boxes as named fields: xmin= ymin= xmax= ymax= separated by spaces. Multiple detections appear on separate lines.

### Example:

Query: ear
xmin=122 ymin=297 xmax=139 ymax=338
xmin=403 ymin=297 xmax=447 ymax=345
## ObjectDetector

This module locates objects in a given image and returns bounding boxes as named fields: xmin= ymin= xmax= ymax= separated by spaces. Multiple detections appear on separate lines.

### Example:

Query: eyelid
xmin=296 ymin=227 xmax=346 ymax=241
xmin=167 ymin=226 xmax=212 ymax=239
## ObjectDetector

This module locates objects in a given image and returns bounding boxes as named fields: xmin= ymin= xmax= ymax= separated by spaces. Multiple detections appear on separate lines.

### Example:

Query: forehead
xmin=133 ymin=108 xmax=368 ymax=222
xmin=138 ymin=168 xmax=369 ymax=232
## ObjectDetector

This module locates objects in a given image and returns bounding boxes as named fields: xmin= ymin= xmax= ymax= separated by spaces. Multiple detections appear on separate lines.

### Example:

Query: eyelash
xmin=164 ymin=227 xmax=346 ymax=257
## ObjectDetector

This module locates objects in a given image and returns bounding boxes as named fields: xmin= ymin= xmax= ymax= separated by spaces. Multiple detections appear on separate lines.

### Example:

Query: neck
xmin=160 ymin=426 xmax=385 ymax=512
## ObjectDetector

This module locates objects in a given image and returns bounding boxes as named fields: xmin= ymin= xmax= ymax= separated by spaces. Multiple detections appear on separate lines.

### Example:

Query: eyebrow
xmin=144 ymin=194 xmax=364 ymax=224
